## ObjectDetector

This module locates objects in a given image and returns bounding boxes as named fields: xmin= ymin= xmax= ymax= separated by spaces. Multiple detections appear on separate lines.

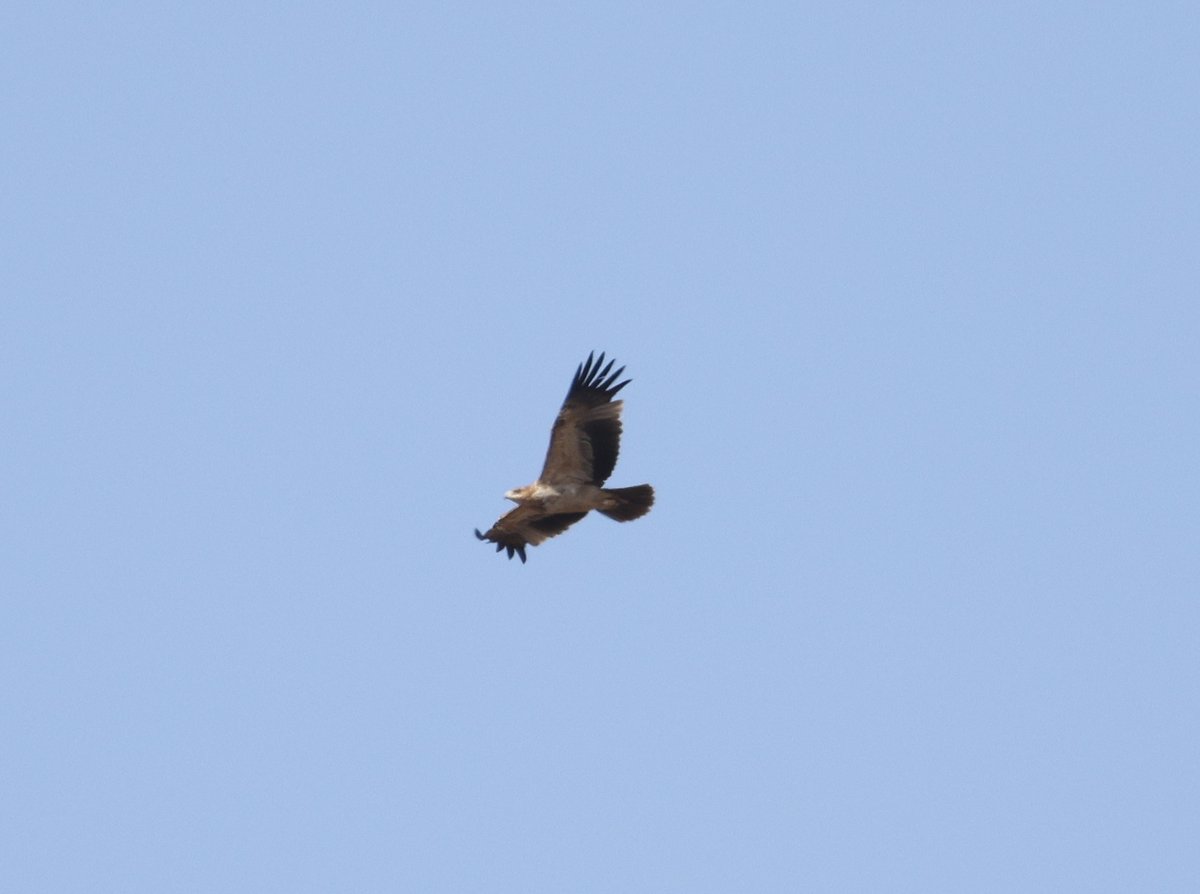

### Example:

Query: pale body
xmin=505 ymin=482 xmax=621 ymax=516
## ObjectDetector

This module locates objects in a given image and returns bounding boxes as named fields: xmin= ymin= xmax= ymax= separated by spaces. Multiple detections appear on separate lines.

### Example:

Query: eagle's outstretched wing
xmin=474 ymin=506 xmax=589 ymax=563
xmin=538 ymin=351 xmax=629 ymax=487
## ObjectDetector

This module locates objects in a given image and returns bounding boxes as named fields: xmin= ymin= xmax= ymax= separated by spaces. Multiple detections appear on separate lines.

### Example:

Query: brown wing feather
xmin=539 ymin=351 xmax=630 ymax=486
xmin=474 ymin=505 xmax=589 ymax=563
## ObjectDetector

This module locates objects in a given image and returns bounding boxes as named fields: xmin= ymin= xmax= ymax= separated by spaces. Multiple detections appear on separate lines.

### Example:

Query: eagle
xmin=475 ymin=352 xmax=655 ymax=563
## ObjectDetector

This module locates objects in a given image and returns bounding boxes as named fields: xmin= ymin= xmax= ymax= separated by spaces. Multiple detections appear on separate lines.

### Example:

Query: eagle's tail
xmin=598 ymin=484 xmax=655 ymax=522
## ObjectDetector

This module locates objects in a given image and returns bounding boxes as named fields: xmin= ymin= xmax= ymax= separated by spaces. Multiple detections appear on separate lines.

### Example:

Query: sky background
xmin=3 ymin=2 xmax=1198 ymax=891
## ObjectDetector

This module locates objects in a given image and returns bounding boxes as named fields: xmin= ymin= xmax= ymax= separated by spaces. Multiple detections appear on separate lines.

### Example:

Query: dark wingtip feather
xmin=567 ymin=351 xmax=632 ymax=402
xmin=476 ymin=527 xmax=529 ymax=563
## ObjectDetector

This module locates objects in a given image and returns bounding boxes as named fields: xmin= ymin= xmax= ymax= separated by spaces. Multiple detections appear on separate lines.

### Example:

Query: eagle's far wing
xmin=474 ymin=505 xmax=589 ymax=563
xmin=538 ymin=351 xmax=630 ymax=487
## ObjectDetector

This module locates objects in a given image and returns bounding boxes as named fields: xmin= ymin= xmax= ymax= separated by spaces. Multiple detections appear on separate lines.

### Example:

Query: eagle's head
xmin=504 ymin=485 xmax=535 ymax=503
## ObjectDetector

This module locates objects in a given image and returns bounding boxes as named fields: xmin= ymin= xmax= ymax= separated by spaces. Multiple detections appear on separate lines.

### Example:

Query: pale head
xmin=504 ymin=484 xmax=536 ymax=503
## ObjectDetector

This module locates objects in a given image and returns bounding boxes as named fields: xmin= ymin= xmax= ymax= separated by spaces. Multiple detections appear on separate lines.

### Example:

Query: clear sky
xmin=4 ymin=3 xmax=1197 ymax=891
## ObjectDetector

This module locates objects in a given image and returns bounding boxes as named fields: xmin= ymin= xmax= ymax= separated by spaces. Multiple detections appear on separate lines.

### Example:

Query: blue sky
xmin=4 ymin=3 xmax=1197 ymax=891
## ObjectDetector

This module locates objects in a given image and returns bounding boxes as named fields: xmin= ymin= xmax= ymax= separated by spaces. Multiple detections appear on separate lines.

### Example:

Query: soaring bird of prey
xmin=474 ymin=352 xmax=655 ymax=563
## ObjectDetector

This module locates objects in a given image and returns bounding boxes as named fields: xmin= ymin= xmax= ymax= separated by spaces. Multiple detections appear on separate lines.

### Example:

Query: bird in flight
xmin=475 ymin=352 xmax=655 ymax=563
